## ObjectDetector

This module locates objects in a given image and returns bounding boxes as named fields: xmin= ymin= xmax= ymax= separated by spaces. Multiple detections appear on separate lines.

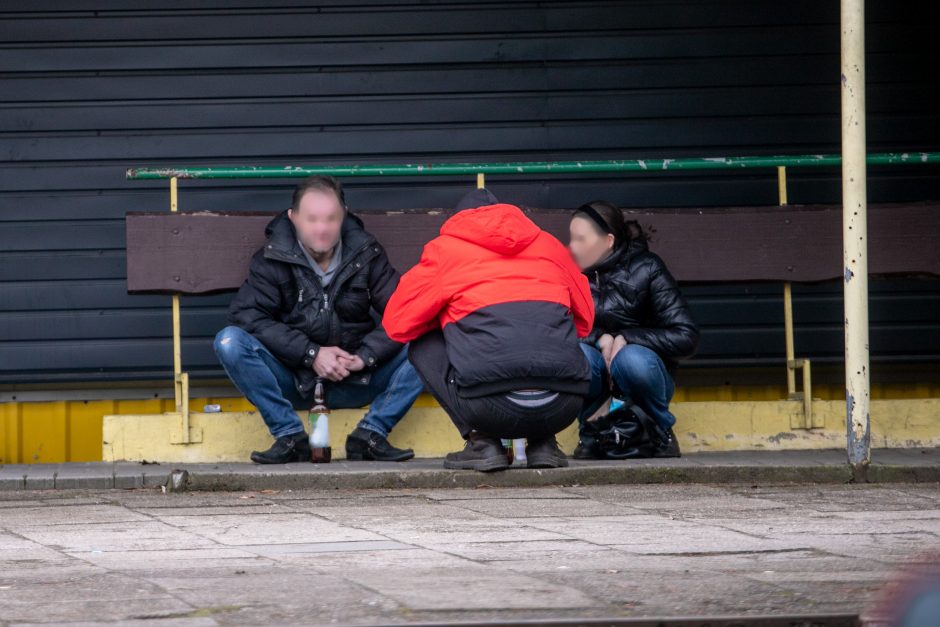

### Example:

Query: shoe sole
xmin=527 ymin=457 xmax=569 ymax=469
xmin=249 ymin=453 xmax=307 ymax=464
xmin=346 ymin=451 xmax=415 ymax=462
xmin=443 ymin=457 xmax=510 ymax=472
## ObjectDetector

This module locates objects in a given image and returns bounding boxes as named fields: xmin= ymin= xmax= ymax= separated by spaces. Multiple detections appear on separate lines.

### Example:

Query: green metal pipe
xmin=125 ymin=152 xmax=940 ymax=180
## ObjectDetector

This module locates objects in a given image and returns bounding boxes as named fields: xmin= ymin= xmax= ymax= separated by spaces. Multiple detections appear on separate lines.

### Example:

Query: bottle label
xmin=310 ymin=412 xmax=331 ymax=448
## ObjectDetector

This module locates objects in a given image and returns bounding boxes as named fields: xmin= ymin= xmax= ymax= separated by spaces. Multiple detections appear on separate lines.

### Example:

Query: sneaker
xmin=443 ymin=435 xmax=510 ymax=472
xmin=345 ymin=427 xmax=415 ymax=462
xmin=250 ymin=432 xmax=311 ymax=464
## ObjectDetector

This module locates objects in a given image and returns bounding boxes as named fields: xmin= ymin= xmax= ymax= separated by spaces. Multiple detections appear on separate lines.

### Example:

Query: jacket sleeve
xmin=356 ymin=243 xmax=405 ymax=369
xmin=544 ymin=234 xmax=595 ymax=339
xmin=563 ymin=255 xmax=595 ymax=339
xmin=382 ymin=240 xmax=446 ymax=343
xmin=581 ymin=327 xmax=601 ymax=347
xmin=618 ymin=256 xmax=699 ymax=360
xmin=227 ymin=250 xmax=318 ymax=368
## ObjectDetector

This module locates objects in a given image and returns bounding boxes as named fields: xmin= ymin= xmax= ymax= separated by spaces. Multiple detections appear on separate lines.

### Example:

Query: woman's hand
xmin=599 ymin=333 xmax=628 ymax=370
xmin=597 ymin=333 xmax=614 ymax=365
xmin=609 ymin=335 xmax=628 ymax=369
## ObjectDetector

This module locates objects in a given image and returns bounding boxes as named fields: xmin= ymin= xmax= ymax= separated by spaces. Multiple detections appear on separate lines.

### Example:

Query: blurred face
xmin=569 ymin=215 xmax=615 ymax=270
xmin=289 ymin=189 xmax=344 ymax=254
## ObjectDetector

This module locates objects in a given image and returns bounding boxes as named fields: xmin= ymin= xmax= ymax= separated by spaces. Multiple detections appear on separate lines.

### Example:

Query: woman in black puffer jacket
xmin=568 ymin=200 xmax=699 ymax=458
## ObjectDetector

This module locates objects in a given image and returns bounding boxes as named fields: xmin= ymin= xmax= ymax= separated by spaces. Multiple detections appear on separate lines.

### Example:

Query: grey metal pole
xmin=841 ymin=0 xmax=871 ymax=481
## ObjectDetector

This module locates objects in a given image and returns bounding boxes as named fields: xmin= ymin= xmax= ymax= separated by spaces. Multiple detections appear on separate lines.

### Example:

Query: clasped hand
xmin=313 ymin=346 xmax=365 ymax=381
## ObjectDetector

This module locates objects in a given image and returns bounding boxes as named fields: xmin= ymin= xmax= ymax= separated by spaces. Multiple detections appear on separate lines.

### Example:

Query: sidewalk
xmin=2 ymin=481 xmax=939 ymax=624
xmin=2 ymin=448 xmax=939 ymax=491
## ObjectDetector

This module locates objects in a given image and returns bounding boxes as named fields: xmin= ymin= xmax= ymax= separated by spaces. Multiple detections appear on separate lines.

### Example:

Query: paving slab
xmin=2 ymin=482 xmax=940 ymax=624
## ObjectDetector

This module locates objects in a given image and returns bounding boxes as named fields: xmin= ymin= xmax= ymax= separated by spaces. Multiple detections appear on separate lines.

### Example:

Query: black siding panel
xmin=1 ymin=0 xmax=939 ymax=384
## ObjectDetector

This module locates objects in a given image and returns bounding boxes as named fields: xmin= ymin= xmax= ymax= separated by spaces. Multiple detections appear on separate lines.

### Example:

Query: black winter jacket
xmin=227 ymin=210 xmax=401 ymax=397
xmin=584 ymin=236 xmax=699 ymax=376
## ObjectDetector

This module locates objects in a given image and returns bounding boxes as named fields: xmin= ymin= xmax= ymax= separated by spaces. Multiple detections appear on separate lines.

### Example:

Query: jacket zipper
xmin=292 ymin=241 xmax=379 ymax=345
xmin=319 ymin=244 xmax=375 ymax=345
xmin=595 ymin=270 xmax=605 ymax=334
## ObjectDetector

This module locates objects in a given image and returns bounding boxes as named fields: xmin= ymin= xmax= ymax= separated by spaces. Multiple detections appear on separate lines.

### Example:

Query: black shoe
xmin=345 ymin=427 xmax=414 ymax=462
xmin=653 ymin=428 xmax=682 ymax=458
xmin=250 ymin=432 xmax=310 ymax=464
xmin=443 ymin=435 xmax=510 ymax=472
xmin=572 ymin=436 xmax=603 ymax=460
xmin=526 ymin=436 xmax=569 ymax=468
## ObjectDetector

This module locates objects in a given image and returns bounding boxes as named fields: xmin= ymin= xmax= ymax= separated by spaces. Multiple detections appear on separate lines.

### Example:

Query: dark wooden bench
xmin=127 ymin=203 xmax=940 ymax=294
xmin=125 ymin=201 xmax=940 ymax=433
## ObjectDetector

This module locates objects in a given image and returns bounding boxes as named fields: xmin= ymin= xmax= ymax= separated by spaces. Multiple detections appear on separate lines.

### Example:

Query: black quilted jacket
xmin=583 ymin=236 xmax=699 ymax=375
xmin=227 ymin=210 xmax=401 ymax=397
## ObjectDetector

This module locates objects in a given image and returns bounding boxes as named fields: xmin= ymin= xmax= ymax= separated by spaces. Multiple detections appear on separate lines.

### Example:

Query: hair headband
xmin=574 ymin=204 xmax=614 ymax=235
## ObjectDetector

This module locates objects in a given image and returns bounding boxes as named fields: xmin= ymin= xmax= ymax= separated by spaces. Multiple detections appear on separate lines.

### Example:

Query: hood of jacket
xmin=440 ymin=203 xmax=541 ymax=256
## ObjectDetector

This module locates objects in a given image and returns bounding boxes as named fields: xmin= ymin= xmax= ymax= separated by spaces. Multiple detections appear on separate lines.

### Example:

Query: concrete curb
xmin=2 ymin=449 xmax=938 ymax=491
xmin=181 ymin=462 xmax=940 ymax=492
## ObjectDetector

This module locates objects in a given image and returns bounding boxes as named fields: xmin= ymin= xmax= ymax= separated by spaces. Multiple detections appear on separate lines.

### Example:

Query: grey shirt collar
xmin=298 ymin=238 xmax=342 ymax=287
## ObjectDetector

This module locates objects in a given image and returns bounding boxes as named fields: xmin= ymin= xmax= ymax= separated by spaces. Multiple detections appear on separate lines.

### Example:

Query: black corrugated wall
xmin=1 ymin=1 xmax=939 ymax=386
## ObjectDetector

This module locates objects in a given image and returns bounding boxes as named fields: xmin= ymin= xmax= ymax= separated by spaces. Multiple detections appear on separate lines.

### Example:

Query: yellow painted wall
xmin=102 ymin=397 xmax=940 ymax=463
xmin=4 ymin=385 xmax=940 ymax=464
xmin=673 ymin=382 xmax=940 ymax=402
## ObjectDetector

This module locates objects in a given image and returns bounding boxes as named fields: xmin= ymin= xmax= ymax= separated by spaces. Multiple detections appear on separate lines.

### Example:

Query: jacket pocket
xmin=334 ymin=273 xmax=371 ymax=320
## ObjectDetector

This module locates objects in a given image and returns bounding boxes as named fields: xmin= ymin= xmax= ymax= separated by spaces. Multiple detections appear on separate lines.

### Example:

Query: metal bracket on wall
xmin=785 ymin=282 xmax=819 ymax=429
xmin=787 ymin=356 xmax=819 ymax=429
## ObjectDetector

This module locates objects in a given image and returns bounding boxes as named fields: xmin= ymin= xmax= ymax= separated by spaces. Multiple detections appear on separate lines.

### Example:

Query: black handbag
xmin=585 ymin=403 xmax=668 ymax=459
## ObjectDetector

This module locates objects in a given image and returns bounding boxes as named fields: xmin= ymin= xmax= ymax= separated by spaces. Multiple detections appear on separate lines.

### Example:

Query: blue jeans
xmin=213 ymin=325 xmax=424 ymax=439
xmin=579 ymin=342 xmax=677 ymax=431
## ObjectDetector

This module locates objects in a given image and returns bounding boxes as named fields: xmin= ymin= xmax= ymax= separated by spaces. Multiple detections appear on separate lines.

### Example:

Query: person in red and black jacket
xmin=383 ymin=189 xmax=595 ymax=472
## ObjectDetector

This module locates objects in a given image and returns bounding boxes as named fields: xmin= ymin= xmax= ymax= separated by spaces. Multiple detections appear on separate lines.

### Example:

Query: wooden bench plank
xmin=126 ymin=203 xmax=940 ymax=294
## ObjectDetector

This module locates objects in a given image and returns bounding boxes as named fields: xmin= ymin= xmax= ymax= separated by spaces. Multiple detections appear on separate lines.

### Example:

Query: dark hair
xmin=573 ymin=200 xmax=630 ymax=246
xmin=291 ymin=175 xmax=346 ymax=211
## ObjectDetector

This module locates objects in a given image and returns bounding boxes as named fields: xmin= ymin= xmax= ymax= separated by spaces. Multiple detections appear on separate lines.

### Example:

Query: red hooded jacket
xmin=383 ymin=201 xmax=594 ymax=397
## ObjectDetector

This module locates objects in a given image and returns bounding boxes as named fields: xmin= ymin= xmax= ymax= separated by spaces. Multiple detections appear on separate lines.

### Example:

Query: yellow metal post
xmin=802 ymin=358 xmax=813 ymax=424
xmin=779 ymin=167 xmax=797 ymax=397
xmin=783 ymin=284 xmax=796 ymax=396
xmin=779 ymin=166 xmax=815 ymax=429
xmin=168 ymin=177 xmax=199 ymax=444
xmin=170 ymin=179 xmax=182 ymax=412
xmin=476 ymin=172 xmax=485 ymax=189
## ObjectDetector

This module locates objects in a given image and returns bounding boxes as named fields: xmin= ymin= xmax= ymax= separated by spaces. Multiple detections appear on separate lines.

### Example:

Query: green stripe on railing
xmin=126 ymin=152 xmax=940 ymax=180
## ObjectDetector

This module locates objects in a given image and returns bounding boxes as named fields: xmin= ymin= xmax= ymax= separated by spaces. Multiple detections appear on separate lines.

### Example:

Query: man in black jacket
xmin=214 ymin=176 xmax=423 ymax=464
